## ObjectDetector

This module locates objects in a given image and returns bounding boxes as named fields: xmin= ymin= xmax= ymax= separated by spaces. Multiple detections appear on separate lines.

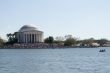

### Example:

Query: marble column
xmin=36 ymin=34 xmax=38 ymax=42
xmin=29 ymin=34 xmax=31 ymax=43
xmin=38 ymin=34 xmax=40 ymax=42
xmin=26 ymin=34 xmax=28 ymax=43
xmin=39 ymin=35 xmax=41 ymax=42
xmin=27 ymin=34 xmax=30 ymax=43
xmin=35 ymin=34 xmax=36 ymax=43
xmin=34 ymin=34 xmax=35 ymax=43
xmin=26 ymin=34 xmax=27 ymax=43
xmin=24 ymin=34 xmax=26 ymax=43
xmin=31 ymin=34 xmax=32 ymax=43
xmin=28 ymin=34 xmax=30 ymax=43
xmin=17 ymin=33 xmax=19 ymax=43
xmin=24 ymin=34 xmax=25 ymax=43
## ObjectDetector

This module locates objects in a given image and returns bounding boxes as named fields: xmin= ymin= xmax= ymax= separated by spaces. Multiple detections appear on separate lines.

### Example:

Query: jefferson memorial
xmin=16 ymin=25 xmax=43 ymax=43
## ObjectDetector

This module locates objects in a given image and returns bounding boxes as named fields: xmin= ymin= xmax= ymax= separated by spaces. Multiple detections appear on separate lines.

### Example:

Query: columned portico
xmin=16 ymin=25 xmax=43 ymax=43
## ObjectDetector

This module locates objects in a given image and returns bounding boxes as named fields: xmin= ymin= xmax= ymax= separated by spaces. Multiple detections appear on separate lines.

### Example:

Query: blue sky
xmin=0 ymin=0 xmax=110 ymax=40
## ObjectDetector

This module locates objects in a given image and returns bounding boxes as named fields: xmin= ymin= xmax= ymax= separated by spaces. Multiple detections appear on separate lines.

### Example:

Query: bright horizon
xmin=0 ymin=0 xmax=110 ymax=40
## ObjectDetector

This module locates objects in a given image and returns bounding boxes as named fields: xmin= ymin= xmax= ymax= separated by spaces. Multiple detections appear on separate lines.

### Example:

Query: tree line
xmin=0 ymin=33 xmax=109 ymax=47
xmin=44 ymin=35 xmax=109 ymax=47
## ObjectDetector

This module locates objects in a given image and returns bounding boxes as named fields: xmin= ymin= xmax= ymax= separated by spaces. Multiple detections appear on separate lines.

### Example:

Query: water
xmin=0 ymin=47 xmax=110 ymax=73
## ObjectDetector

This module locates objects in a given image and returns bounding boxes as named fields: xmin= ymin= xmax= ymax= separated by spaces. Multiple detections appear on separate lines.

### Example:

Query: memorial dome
xmin=19 ymin=25 xmax=38 ymax=32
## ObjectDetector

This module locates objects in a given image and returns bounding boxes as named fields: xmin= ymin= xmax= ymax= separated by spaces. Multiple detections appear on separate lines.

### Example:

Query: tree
xmin=64 ymin=35 xmax=77 ymax=46
xmin=0 ymin=37 xmax=4 ymax=47
xmin=44 ymin=36 xmax=54 ymax=44
xmin=96 ymin=39 xmax=108 ymax=46
xmin=55 ymin=36 xmax=64 ymax=41
xmin=54 ymin=36 xmax=64 ymax=45
xmin=81 ymin=38 xmax=95 ymax=47
xmin=65 ymin=35 xmax=72 ymax=40
xmin=83 ymin=38 xmax=94 ymax=44
xmin=64 ymin=37 xmax=77 ymax=46
xmin=6 ymin=32 xmax=18 ymax=44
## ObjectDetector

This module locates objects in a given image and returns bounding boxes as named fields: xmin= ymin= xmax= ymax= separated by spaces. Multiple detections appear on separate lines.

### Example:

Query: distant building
xmin=104 ymin=42 xmax=110 ymax=47
xmin=16 ymin=25 xmax=43 ymax=43
xmin=91 ymin=43 xmax=100 ymax=47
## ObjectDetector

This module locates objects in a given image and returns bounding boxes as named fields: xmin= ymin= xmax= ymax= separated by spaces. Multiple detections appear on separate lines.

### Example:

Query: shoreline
xmin=0 ymin=46 xmax=108 ymax=49
xmin=1 ymin=43 xmax=109 ymax=49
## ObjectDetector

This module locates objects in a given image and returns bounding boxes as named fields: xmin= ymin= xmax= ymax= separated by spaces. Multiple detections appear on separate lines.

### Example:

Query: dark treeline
xmin=44 ymin=35 xmax=109 ymax=47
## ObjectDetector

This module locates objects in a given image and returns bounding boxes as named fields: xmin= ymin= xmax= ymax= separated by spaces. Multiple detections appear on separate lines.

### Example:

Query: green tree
xmin=65 ymin=35 xmax=72 ymax=40
xmin=64 ymin=38 xmax=77 ymax=46
xmin=54 ymin=36 xmax=64 ymax=45
xmin=0 ymin=37 xmax=4 ymax=47
xmin=44 ymin=36 xmax=54 ymax=44
xmin=81 ymin=38 xmax=95 ymax=46
xmin=83 ymin=38 xmax=94 ymax=44
xmin=96 ymin=39 xmax=108 ymax=46
xmin=6 ymin=32 xmax=18 ymax=44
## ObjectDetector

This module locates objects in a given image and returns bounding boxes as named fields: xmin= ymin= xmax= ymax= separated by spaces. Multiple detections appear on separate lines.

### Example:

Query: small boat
xmin=99 ymin=49 xmax=106 ymax=52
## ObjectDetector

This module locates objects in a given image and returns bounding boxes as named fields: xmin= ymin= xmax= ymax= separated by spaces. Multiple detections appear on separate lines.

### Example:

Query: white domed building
xmin=16 ymin=25 xmax=43 ymax=43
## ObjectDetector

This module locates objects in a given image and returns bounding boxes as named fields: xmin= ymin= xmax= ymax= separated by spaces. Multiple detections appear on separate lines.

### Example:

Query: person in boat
xmin=99 ymin=49 xmax=106 ymax=52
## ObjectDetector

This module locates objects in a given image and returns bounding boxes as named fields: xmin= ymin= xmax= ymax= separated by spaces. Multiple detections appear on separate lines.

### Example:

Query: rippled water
xmin=0 ymin=47 xmax=110 ymax=73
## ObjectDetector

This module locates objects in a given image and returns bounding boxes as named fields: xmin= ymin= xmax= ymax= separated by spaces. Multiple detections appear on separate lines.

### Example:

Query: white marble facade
xmin=16 ymin=25 xmax=43 ymax=43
